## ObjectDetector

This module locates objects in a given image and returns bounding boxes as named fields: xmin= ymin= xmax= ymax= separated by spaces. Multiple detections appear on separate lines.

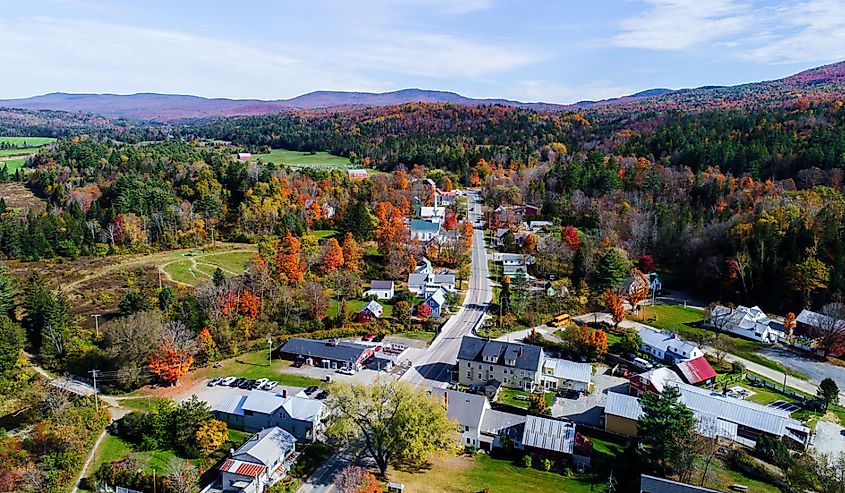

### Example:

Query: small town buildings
xmin=278 ymin=338 xmax=375 ymax=370
xmin=674 ymin=356 xmax=717 ymax=387
xmin=541 ymin=358 xmax=594 ymax=393
xmin=424 ymin=288 xmax=447 ymax=317
xmin=522 ymin=415 xmax=591 ymax=468
xmin=646 ymin=273 xmax=662 ymax=293
xmin=604 ymin=383 xmax=811 ymax=448
xmin=415 ymin=257 xmax=433 ymax=274
xmin=237 ymin=152 xmax=252 ymax=161
xmin=628 ymin=367 xmax=682 ymax=397
xmin=436 ymin=190 xmax=461 ymax=206
xmin=346 ymin=169 xmax=368 ymax=179
xmin=640 ymin=474 xmax=721 ymax=493
xmin=457 ymin=337 xmax=545 ymax=391
xmin=409 ymin=219 xmax=441 ymax=241
xmin=357 ymin=300 xmax=384 ymax=323
xmin=214 ymin=390 xmax=326 ymax=442
xmin=218 ymin=427 xmax=296 ymax=493
xmin=407 ymin=271 xmax=456 ymax=297
xmin=527 ymin=220 xmax=553 ymax=231
xmin=637 ymin=327 xmax=704 ymax=364
xmin=419 ymin=206 xmax=446 ymax=223
xmin=492 ymin=252 xmax=535 ymax=276
xmin=364 ymin=280 xmax=395 ymax=300
xmin=431 ymin=388 xmax=525 ymax=451
xmin=708 ymin=305 xmax=783 ymax=343
xmin=795 ymin=309 xmax=845 ymax=338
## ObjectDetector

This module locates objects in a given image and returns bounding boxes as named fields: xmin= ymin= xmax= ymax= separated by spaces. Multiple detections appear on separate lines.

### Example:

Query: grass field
xmin=161 ymin=250 xmax=256 ymax=286
xmin=1 ymin=158 xmax=27 ymax=171
xmin=327 ymin=299 xmax=394 ymax=318
xmin=253 ymin=149 xmax=351 ymax=168
xmin=0 ymin=136 xmax=56 ymax=147
xmin=496 ymin=389 xmax=554 ymax=410
xmin=392 ymin=331 xmax=437 ymax=343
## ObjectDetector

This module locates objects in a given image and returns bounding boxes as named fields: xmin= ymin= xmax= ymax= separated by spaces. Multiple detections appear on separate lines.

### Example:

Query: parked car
xmin=262 ymin=381 xmax=278 ymax=391
xmin=373 ymin=334 xmax=385 ymax=342
xmin=208 ymin=377 xmax=222 ymax=387
xmin=337 ymin=367 xmax=356 ymax=375
xmin=255 ymin=378 xmax=269 ymax=388
xmin=315 ymin=391 xmax=328 ymax=400
xmin=232 ymin=378 xmax=245 ymax=387
xmin=221 ymin=376 xmax=237 ymax=386
xmin=293 ymin=360 xmax=304 ymax=368
xmin=362 ymin=333 xmax=376 ymax=342
xmin=305 ymin=386 xmax=319 ymax=395
xmin=239 ymin=379 xmax=254 ymax=389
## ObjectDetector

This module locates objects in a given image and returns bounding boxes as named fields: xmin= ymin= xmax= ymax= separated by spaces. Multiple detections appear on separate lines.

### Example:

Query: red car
xmin=362 ymin=333 xmax=376 ymax=342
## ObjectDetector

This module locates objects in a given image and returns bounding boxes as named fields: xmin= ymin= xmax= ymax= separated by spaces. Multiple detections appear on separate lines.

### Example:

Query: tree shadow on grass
xmin=393 ymin=458 xmax=435 ymax=474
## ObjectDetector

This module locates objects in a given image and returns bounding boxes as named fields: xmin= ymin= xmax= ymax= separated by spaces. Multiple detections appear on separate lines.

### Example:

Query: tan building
xmin=457 ymin=337 xmax=544 ymax=391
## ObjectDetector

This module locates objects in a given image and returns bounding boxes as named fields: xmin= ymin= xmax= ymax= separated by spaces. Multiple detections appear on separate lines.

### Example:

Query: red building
xmin=674 ymin=356 xmax=718 ymax=387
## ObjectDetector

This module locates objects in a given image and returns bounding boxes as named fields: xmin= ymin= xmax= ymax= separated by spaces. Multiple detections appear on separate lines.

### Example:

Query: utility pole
xmin=91 ymin=314 xmax=102 ymax=338
xmin=267 ymin=334 xmax=273 ymax=367
xmin=158 ymin=268 xmax=163 ymax=289
xmin=89 ymin=369 xmax=100 ymax=414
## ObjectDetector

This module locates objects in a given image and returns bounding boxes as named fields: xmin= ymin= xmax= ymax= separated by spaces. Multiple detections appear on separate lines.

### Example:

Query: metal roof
xmin=458 ymin=337 xmax=543 ymax=372
xmin=281 ymin=395 xmax=324 ymax=423
xmin=217 ymin=394 xmax=248 ymax=415
xmin=360 ymin=300 xmax=384 ymax=317
xmin=604 ymin=391 xmax=644 ymax=421
xmin=409 ymin=219 xmax=440 ymax=232
xmin=220 ymin=459 xmax=266 ymax=478
xmin=242 ymin=390 xmax=285 ymax=415
xmin=521 ymin=415 xmax=575 ymax=454
xmin=431 ymin=388 xmax=487 ymax=430
xmin=674 ymin=357 xmax=717 ymax=384
xmin=640 ymin=474 xmax=723 ymax=493
xmin=638 ymin=327 xmax=701 ymax=358
xmin=543 ymin=358 xmax=592 ymax=384
xmin=369 ymin=280 xmax=394 ymax=290
xmin=231 ymin=427 xmax=296 ymax=467
xmin=636 ymin=367 xmax=682 ymax=392
xmin=480 ymin=409 xmax=526 ymax=435
xmin=279 ymin=338 xmax=371 ymax=363
xmin=796 ymin=309 xmax=845 ymax=330
xmin=407 ymin=273 xmax=430 ymax=288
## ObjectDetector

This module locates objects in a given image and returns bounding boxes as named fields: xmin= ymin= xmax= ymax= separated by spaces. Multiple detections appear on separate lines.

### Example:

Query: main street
xmin=400 ymin=190 xmax=492 ymax=389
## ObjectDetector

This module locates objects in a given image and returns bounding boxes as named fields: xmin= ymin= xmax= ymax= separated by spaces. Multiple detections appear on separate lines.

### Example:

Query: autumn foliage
xmin=604 ymin=290 xmax=626 ymax=327
xmin=341 ymin=232 xmax=362 ymax=271
xmin=322 ymin=237 xmax=345 ymax=273
xmin=148 ymin=342 xmax=194 ymax=385
xmin=416 ymin=302 xmax=432 ymax=318
xmin=275 ymin=232 xmax=306 ymax=283
xmin=561 ymin=225 xmax=580 ymax=250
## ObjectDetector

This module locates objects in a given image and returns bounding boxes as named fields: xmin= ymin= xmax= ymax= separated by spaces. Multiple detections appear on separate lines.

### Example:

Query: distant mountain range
xmin=1 ymin=61 xmax=843 ymax=121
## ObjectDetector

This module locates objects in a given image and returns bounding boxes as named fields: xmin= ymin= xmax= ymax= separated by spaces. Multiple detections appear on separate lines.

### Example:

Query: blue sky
xmin=2 ymin=0 xmax=844 ymax=103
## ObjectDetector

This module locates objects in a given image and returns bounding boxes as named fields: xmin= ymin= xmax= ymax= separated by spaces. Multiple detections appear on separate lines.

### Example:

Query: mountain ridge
xmin=1 ymin=61 xmax=843 ymax=121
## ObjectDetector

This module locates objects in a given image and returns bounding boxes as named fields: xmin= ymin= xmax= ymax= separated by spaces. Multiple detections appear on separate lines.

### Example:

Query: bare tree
xmin=104 ymin=311 xmax=167 ymax=388
xmin=333 ymin=465 xmax=369 ymax=493
xmin=166 ymin=458 xmax=199 ymax=493
xmin=705 ymin=303 xmax=734 ymax=337
xmin=815 ymin=302 xmax=845 ymax=358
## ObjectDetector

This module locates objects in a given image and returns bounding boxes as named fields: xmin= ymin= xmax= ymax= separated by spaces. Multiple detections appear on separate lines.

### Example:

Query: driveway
xmin=814 ymin=421 xmax=845 ymax=456
xmin=551 ymin=366 xmax=628 ymax=426
xmin=760 ymin=346 xmax=845 ymax=394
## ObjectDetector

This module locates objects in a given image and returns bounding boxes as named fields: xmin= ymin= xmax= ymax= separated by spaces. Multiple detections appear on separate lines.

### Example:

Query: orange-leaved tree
xmin=341 ymin=232 xmax=362 ymax=272
xmin=604 ymin=290 xmax=626 ymax=327
xmin=321 ymin=237 xmax=345 ymax=273
xmin=783 ymin=311 xmax=797 ymax=338
xmin=148 ymin=322 xmax=197 ymax=385
xmin=275 ymin=232 xmax=306 ymax=283
xmin=239 ymin=289 xmax=261 ymax=319
xmin=626 ymin=269 xmax=650 ymax=312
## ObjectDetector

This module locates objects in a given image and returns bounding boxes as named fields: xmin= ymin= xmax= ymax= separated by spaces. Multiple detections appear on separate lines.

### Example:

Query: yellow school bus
xmin=551 ymin=313 xmax=571 ymax=327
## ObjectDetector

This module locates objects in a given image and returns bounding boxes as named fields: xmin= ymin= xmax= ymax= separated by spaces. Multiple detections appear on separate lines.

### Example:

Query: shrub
xmin=522 ymin=455 xmax=533 ymax=468
xmin=542 ymin=458 xmax=552 ymax=471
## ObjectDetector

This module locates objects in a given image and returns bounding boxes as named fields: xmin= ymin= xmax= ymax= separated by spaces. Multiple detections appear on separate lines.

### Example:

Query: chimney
xmin=444 ymin=391 xmax=448 ymax=410
xmin=282 ymin=389 xmax=288 ymax=398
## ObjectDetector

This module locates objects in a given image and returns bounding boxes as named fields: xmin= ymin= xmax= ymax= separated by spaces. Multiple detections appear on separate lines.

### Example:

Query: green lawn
xmin=0 ymin=136 xmax=56 ymax=147
xmin=327 ymin=299 xmax=393 ymax=318
xmin=392 ymin=331 xmax=437 ymax=343
xmin=639 ymin=305 xmax=808 ymax=380
xmin=312 ymin=229 xmax=337 ymax=240
xmin=1 ymin=158 xmax=27 ymax=171
xmin=195 ymin=350 xmax=324 ymax=388
xmin=162 ymin=250 xmax=256 ymax=285
xmin=252 ymin=149 xmax=351 ymax=168
xmin=0 ymin=147 xmax=42 ymax=157
xmin=497 ymin=388 xmax=554 ymax=410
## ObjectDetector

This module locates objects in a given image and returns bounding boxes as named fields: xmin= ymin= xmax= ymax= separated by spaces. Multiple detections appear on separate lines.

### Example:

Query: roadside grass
xmin=311 ymin=229 xmax=337 ymax=240
xmin=195 ymin=350 xmax=324 ymax=388
xmin=497 ymin=388 xmax=554 ymax=410
xmin=252 ymin=149 xmax=350 ymax=168
xmin=392 ymin=331 xmax=437 ymax=343
xmin=327 ymin=299 xmax=393 ymax=319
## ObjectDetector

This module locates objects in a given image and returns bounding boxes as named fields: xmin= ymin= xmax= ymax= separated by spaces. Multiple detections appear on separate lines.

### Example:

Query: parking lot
xmin=814 ymin=421 xmax=845 ymax=456
xmin=551 ymin=366 xmax=628 ymax=426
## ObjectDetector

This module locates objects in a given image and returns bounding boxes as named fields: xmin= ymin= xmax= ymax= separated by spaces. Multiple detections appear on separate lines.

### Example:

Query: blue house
xmin=424 ymin=288 xmax=448 ymax=317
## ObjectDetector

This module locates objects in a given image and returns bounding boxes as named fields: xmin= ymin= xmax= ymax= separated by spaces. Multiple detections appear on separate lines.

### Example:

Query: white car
xmin=255 ymin=378 xmax=269 ymax=388
xmin=221 ymin=376 xmax=237 ymax=386
xmin=337 ymin=367 xmax=356 ymax=375
xmin=262 ymin=381 xmax=278 ymax=390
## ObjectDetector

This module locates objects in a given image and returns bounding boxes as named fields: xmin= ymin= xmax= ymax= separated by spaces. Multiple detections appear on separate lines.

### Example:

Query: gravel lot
xmin=551 ymin=366 xmax=628 ymax=426
xmin=759 ymin=346 xmax=845 ymax=391
xmin=814 ymin=421 xmax=845 ymax=456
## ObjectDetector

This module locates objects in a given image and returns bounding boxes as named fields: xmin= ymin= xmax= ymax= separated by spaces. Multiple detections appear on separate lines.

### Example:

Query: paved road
xmin=400 ymin=191 xmax=492 ymax=389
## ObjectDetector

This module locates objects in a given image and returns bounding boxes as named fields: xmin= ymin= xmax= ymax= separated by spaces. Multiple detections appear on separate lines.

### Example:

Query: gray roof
xmin=796 ymin=309 xmax=845 ymax=330
xmin=369 ymin=280 xmax=394 ymax=290
xmin=481 ymin=409 xmax=526 ymax=436
xmin=543 ymin=358 xmax=593 ymax=384
xmin=360 ymin=300 xmax=384 ymax=317
xmin=232 ymin=427 xmax=296 ymax=467
xmin=431 ymin=388 xmax=487 ymax=430
xmin=281 ymin=395 xmax=324 ymax=423
xmin=426 ymin=289 xmax=447 ymax=307
xmin=433 ymin=274 xmax=455 ymax=284
xmin=217 ymin=394 xmax=248 ymax=415
xmin=605 ymin=383 xmax=810 ymax=442
xmin=279 ymin=338 xmax=370 ymax=363
xmin=638 ymin=327 xmax=701 ymax=359
xmin=640 ymin=474 xmax=722 ymax=493
xmin=458 ymin=336 xmax=543 ymax=372
xmin=216 ymin=391 xmax=323 ymax=424
xmin=407 ymin=273 xmax=429 ymax=287
xmin=521 ymin=415 xmax=575 ymax=454
xmin=242 ymin=390 xmax=286 ymax=414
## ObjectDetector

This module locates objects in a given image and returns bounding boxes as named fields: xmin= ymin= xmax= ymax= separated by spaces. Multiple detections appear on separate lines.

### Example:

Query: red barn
xmin=674 ymin=356 xmax=718 ymax=387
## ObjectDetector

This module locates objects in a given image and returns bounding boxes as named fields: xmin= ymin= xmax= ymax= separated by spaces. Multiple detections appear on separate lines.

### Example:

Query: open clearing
xmin=0 ymin=136 xmax=56 ymax=147
xmin=0 ymin=182 xmax=46 ymax=211
xmin=161 ymin=250 xmax=256 ymax=286
xmin=252 ymin=148 xmax=351 ymax=168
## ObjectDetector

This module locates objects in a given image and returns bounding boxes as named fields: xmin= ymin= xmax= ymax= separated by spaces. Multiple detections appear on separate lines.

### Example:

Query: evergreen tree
xmin=338 ymin=200 xmax=374 ymax=242
xmin=638 ymin=385 xmax=698 ymax=480
xmin=595 ymin=248 xmax=631 ymax=291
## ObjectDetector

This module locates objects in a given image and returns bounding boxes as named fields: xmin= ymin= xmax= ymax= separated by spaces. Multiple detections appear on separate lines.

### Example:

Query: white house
xmin=407 ymin=272 xmax=456 ymax=297
xmin=347 ymin=169 xmax=368 ymax=179
xmin=708 ymin=305 xmax=783 ymax=343
xmin=541 ymin=358 xmax=594 ymax=393
xmin=430 ymin=388 xmax=526 ymax=451
xmin=637 ymin=327 xmax=704 ymax=364
xmin=364 ymin=280 xmax=395 ymax=300
xmin=409 ymin=219 xmax=440 ymax=241
xmin=415 ymin=257 xmax=433 ymax=274
xmin=214 ymin=390 xmax=326 ymax=442
xmin=237 ymin=152 xmax=252 ymax=161
xmin=218 ymin=427 xmax=296 ymax=493
xmin=493 ymin=252 xmax=535 ymax=276
xmin=420 ymin=206 xmax=446 ymax=224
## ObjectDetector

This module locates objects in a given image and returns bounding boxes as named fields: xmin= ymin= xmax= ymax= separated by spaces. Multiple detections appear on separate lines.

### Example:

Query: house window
xmin=489 ymin=365 xmax=493 ymax=371
xmin=466 ymin=438 xmax=471 ymax=444
xmin=465 ymin=426 xmax=469 ymax=431
xmin=478 ymin=372 xmax=482 ymax=379
xmin=244 ymin=410 xmax=253 ymax=416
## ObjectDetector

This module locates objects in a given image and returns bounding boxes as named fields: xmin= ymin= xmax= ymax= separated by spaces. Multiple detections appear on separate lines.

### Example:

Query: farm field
xmin=252 ymin=148 xmax=351 ymax=168
xmin=0 ymin=136 xmax=57 ymax=147
xmin=1 ymin=157 xmax=27 ymax=171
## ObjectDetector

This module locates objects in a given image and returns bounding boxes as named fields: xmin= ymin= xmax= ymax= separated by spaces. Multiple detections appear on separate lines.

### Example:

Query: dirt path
xmin=72 ymin=429 xmax=107 ymax=493
xmin=61 ymin=244 xmax=256 ymax=293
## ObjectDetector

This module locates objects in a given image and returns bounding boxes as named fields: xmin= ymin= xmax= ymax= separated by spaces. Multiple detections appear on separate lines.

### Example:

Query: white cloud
xmin=611 ymin=0 xmax=751 ymax=51
xmin=738 ymin=0 xmax=845 ymax=64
